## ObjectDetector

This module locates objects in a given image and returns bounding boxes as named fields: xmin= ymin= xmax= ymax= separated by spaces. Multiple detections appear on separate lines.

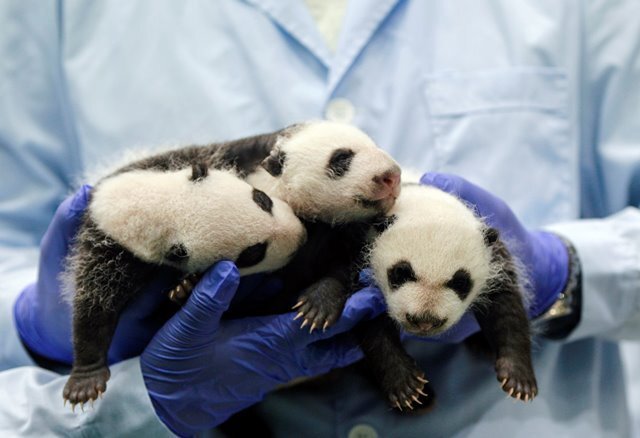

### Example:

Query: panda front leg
xmin=292 ymin=275 xmax=350 ymax=333
xmin=473 ymin=240 xmax=538 ymax=401
xmin=356 ymin=315 xmax=432 ymax=411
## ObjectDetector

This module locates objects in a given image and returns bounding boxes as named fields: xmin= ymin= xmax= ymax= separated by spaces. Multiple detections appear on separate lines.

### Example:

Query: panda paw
xmin=292 ymin=277 xmax=348 ymax=333
xmin=63 ymin=366 xmax=110 ymax=411
xmin=495 ymin=356 xmax=538 ymax=402
xmin=168 ymin=274 xmax=201 ymax=305
xmin=386 ymin=360 xmax=430 ymax=411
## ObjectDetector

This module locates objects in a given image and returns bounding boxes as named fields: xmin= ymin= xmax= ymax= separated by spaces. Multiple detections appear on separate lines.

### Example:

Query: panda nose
xmin=405 ymin=312 xmax=447 ymax=334
xmin=371 ymin=168 xmax=401 ymax=200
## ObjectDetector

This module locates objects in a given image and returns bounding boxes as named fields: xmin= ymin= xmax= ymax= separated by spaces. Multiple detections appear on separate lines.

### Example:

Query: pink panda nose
xmin=371 ymin=168 xmax=401 ymax=200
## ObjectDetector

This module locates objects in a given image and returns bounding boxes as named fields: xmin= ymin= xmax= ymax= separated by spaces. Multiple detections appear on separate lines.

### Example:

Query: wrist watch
xmin=532 ymin=234 xmax=582 ymax=339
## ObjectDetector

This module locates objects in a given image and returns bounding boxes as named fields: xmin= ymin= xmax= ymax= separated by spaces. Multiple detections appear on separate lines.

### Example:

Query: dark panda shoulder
xmin=113 ymin=130 xmax=284 ymax=176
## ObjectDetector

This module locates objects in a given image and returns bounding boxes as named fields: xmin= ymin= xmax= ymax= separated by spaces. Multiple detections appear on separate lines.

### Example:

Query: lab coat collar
xmin=242 ymin=0 xmax=333 ymax=68
xmin=244 ymin=0 xmax=403 ymax=92
xmin=328 ymin=0 xmax=402 ymax=93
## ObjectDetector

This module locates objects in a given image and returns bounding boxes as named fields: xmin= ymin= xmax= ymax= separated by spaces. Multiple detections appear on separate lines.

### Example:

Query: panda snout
xmin=404 ymin=312 xmax=447 ymax=335
xmin=371 ymin=168 xmax=401 ymax=201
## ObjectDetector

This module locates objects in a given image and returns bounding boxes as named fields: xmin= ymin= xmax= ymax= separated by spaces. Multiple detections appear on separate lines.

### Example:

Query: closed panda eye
xmin=235 ymin=242 xmax=268 ymax=268
xmin=387 ymin=260 xmax=417 ymax=290
xmin=446 ymin=269 xmax=473 ymax=300
xmin=252 ymin=188 xmax=273 ymax=214
xmin=326 ymin=148 xmax=355 ymax=179
xmin=166 ymin=243 xmax=189 ymax=263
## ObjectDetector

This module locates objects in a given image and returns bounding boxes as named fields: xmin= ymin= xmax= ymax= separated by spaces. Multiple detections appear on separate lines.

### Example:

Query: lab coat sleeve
xmin=545 ymin=1 xmax=640 ymax=341
xmin=0 ymin=2 xmax=171 ymax=434
xmin=0 ymin=358 xmax=174 ymax=437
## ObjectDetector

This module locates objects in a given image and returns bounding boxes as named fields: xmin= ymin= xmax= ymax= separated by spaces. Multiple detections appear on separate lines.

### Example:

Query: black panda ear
xmin=483 ymin=227 xmax=499 ymax=246
xmin=190 ymin=162 xmax=209 ymax=182
xmin=261 ymin=149 xmax=286 ymax=177
xmin=372 ymin=214 xmax=397 ymax=234
xmin=166 ymin=243 xmax=189 ymax=263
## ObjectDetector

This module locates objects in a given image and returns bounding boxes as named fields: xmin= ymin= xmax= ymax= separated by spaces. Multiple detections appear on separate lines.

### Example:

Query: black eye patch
xmin=235 ymin=242 xmax=268 ymax=268
xmin=252 ymin=188 xmax=273 ymax=214
xmin=387 ymin=260 xmax=417 ymax=290
xmin=326 ymin=148 xmax=355 ymax=179
xmin=166 ymin=243 xmax=189 ymax=263
xmin=446 ymin=269 xmax=473 ymax=300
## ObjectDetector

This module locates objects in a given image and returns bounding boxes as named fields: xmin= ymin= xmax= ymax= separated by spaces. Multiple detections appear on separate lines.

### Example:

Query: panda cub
xmin=364 ymin=183 xmax=537 ymax=409
xmin=62 ymin=166 xmax=306 ymax=408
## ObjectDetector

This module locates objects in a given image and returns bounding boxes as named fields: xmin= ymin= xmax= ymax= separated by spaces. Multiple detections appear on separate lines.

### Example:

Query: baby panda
xmin=62 ymin=164 xmax=306 ymax=408
xmin=363 ymin=183 xmax=537 ymax=410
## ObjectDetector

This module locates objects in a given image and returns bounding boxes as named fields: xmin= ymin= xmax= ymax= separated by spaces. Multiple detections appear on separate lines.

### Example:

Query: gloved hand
xmin=13 ymin=185 xmax=180 ymax=364
xmin=420 ymin=172 xmax=569 ymax=320
xmin=141 ymin=261 xmax=385 ymax=437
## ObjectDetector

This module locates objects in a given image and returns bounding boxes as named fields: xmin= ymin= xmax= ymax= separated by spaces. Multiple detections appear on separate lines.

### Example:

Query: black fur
xmin=326 ymin=148 xmax=355 ymax=178
xmin=252 ymin=188 xmax=273 ymax=215
xmin=372 ymin=214 xmax=397 ymax=234
xmin=446 ymin=268 xmax=473 ymax=301
xmin=166 ymin=243 xmax=189 ymax=263
xmin=63 ymin=216 xmax=181 ymax=404
xmin=235 ymin=242 xmax=268 ymax=268
xmin=262 ymin=149 xmax=286 ymax=177
xmin=190 ymin=162 xmax=209 ymax=182
xmin=387 ymin=260 xmax=417 ymax=290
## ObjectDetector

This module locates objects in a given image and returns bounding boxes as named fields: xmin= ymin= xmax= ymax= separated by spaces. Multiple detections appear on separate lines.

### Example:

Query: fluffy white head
xmin=246 ymin=121 xmax=402 ymax=224
xmin=90 ymin=166 xmax=306 ymax=275
xmin=369 ymin=184 xmax=493 ymax=336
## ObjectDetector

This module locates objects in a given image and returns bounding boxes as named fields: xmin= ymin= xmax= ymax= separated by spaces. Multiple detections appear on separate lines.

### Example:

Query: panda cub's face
xmin=90 ymin=165 xmax=306 ymax=275
xmin=369 ymin=185 xmax=493 ymax=336
xmin=250 ymin=121 xmax=402 ymax=224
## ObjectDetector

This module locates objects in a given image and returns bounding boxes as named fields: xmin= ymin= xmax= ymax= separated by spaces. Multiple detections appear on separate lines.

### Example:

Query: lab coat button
xmin=348 ymin=424 xmax=378 ymax=438
xmin=325 ymin=98 xmax=355 ymax=123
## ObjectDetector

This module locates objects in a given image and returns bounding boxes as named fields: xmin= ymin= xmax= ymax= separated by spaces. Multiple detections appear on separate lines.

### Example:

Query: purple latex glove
xmin=419 ymin=172 xmax=569 ymax=341
xmin=141 ymin=261 xmax=385 ymax=437
xmin=13 ymin=185 xmax=180 ymax=364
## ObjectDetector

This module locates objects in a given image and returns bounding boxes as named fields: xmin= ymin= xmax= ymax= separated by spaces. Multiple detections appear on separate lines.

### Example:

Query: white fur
xmin=369 ymin=184 xmax=493 ymax=334
xmin=247 ymin=121 xmax=401 ymax=223
xmin=90 ymin=168 xmax=306 ymax=275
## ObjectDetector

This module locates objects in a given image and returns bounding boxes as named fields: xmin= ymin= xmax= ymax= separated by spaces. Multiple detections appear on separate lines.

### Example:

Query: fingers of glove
xmin=420 ymin=172 xmax=510 ymax=223
xmin=281 ymin=286 xmax=386 ymax=348
xmin=164 ymin=261 xmax=240 ymax=344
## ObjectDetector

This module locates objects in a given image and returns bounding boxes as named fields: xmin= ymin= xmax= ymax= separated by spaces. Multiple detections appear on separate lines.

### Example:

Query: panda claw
xmin=416 ymin=388 xmax=427 ymax=397
xmin=71 ymin=403 xmax=76 ymax=413
xmin=501 ymin=378 xmax=508 ymax=388
xmin=98 ymin=391 xmax=103 ymax=400
xmin=322 ymin=321 xmax=330 ymax=332
xmin=411 ymin=395 xmax=422 ymax=405
xmin=293 ymin=312 xmax=304 ymax=321
xmin=508 ymin=388 xmax=514 ymax=397
xmin=292 ymin=300 xmax=304 ymax=310
xmin=168 ymin=290 xmax=177 ymax=301
xmin=300 ymin=319 xmax=309 ymax=329
xmin=416 ymin=376 xmax=428 ymax=384
xmin=309 ymin=322 xmax=317 ymax=333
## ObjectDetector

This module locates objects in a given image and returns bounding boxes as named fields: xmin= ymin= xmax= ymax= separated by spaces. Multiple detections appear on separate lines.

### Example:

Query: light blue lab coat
xmin=1 ymin=1 xmax=639 ymax=436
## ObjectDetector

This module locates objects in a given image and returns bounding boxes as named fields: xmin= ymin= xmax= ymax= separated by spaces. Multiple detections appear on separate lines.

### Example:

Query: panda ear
xmin=483 ymin=227 xmax=499 ymax=246
xmin=261 ymin=149 xmax=286 ymax=177
xmin=372 ymin=214 xmax=397 ymax=234
xmin=190 ymin=162 xmax=209 ymax=182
